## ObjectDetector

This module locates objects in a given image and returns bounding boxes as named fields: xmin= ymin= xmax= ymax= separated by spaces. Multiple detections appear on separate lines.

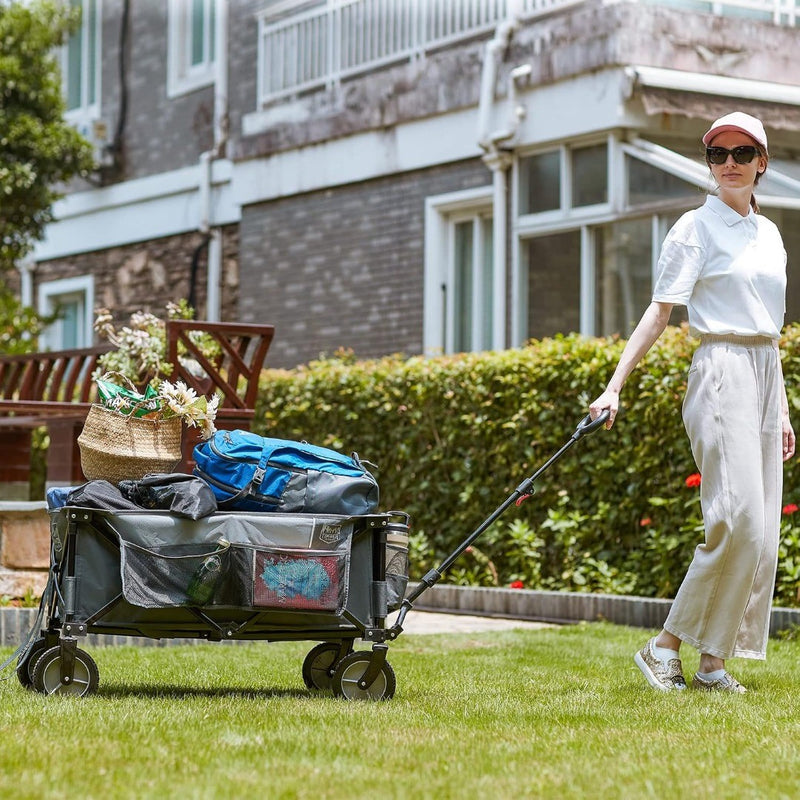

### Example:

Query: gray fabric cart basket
xmin=17 ymin=506 xmax=409 ymax=700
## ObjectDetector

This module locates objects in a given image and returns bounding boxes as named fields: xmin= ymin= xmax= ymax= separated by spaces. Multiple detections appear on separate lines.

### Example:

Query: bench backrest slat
xmin=0 ymin=346 xmax=111 ymax=404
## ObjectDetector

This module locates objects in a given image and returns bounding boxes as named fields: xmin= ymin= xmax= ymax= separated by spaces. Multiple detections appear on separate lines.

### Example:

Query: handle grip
xmin=574 ymin=409 xmax=611 ymax=438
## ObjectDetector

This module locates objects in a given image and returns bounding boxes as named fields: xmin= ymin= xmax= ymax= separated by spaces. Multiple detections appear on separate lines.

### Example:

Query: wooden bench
xmin=0 ymin=321 xmax=274 ymax=498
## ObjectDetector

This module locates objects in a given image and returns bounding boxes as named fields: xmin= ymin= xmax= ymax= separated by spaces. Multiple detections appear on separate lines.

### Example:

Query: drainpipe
xmin=17 ymin=258 xmax=34 ymax=309
xmin=198 ymin=0 xmax=229 ymax=322
xmin=477 ymin=3 xmax=527 ymax=352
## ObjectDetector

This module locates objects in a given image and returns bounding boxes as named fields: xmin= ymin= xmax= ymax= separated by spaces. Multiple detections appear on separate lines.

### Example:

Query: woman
xmin=589 ymin=112 xmax=794 ymax=693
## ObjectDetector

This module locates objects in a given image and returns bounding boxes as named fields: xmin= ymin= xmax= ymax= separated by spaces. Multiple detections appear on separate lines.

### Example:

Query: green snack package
xmin=96 ymin=379 xmax=162 ymax=417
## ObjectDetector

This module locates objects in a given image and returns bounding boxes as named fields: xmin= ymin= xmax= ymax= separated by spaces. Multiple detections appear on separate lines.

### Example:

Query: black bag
xmin=118 ymin=473 xmax=218 ymax=520
xmin=66 ymin=480 xmax=141 ymax=511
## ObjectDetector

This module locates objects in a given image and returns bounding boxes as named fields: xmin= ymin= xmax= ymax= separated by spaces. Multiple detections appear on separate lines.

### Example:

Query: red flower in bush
xmin=640 ymin=517 xmax=652 ymax=527
xmin=509 ymin=580 xmax=524 ymax=589
xmin=684 ymin=473 xmax=702 ymax=488
xmin=783 ymin=503 xmax=799 ymax=516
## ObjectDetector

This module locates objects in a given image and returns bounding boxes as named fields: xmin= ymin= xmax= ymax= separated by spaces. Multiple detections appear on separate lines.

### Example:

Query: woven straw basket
xmin=78 ymin=404 xmax=183 ymax=484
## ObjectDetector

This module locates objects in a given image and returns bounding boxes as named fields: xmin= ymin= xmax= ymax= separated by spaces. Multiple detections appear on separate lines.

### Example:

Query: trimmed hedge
xmin=254 ymin=325 xmax=800 ymax=607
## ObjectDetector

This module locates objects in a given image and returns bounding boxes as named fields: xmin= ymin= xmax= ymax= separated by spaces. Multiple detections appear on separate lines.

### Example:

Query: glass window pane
xmin=191 ymin=0 xmax=206 ymax=66
xmin=519 ymin=151 xmax=560 ymax=214
xmin=763 ymin=208 xmax=800 ymax=326
xmin=87 ymin=0 xmax=97 ymax=105
xmin=209 ymin=0 xmax=216 ymax=62
xmin=454 ymin=221 xmax=473 ymax=352
xmin=525 ymin=231 xmax=581 ymax=340
xmin=66 ymin=2 xmax=83 ymax=111
xmin=595 ymin=219 xmax=652 ymax=337
xmin=572 ymin=144 xmax=607 ymax=207
xmin=60 ymin=299 xmax=81 ymax=349
xmin=627 ymin=156 xmax=699 ymax=206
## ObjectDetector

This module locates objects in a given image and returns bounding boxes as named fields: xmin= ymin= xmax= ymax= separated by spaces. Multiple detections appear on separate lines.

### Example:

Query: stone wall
xmin=0 ymin=503 xmax=49 ymax=598
xmin=33 ymin=225 xmax=239 ymax=330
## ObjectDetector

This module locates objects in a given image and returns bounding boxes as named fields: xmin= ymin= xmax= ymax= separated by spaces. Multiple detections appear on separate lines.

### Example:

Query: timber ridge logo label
xmin=319 ymin=524 xmax=343 ymax=544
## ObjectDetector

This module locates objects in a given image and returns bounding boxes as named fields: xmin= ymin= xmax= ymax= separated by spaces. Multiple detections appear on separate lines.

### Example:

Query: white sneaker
xmin=634 ymin=637 xmax=687 ymax=691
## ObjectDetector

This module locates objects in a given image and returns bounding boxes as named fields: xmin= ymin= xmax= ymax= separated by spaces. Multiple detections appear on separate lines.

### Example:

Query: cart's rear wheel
xmin=331 ymin=652 xmax=396 ymax=701
xmin=16 ymin=637 xmax=51 ymax=690
xmin=31 ymin=646 xmax=99 ymax=697
xmin=302 ymin=643 xmax=351 ymax=691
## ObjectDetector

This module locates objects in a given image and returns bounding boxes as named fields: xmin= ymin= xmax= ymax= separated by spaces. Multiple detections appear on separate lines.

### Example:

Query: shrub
xmin=255 ymin=324 xmax=800 ymax=605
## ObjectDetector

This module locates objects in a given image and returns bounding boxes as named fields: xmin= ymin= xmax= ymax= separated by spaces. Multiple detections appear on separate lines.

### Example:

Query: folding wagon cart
xmin=13 ymin=412 xmax=608 ymax=701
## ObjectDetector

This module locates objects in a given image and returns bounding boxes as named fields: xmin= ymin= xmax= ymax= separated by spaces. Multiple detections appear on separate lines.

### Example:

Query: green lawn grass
xmin=2 ymin=622 xmax=799 ymax=799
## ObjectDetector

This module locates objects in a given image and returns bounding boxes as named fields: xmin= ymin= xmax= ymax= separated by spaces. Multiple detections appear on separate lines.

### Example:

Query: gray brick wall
xmin=238 ymin=158 xmax=491 ymax=368
xmin=99 ymin=0 xmax=215 ymax=182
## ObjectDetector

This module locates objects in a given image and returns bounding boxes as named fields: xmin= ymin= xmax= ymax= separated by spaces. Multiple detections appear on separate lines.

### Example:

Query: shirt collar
xmin=705 ymin=194 xmax=756 ymax=227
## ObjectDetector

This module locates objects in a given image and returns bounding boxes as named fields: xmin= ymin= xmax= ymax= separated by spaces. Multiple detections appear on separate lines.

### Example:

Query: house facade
xmin=22 ymin=0 xmax=800 ymax=368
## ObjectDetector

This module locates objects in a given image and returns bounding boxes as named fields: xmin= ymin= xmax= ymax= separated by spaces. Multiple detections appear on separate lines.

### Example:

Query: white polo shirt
xmin=652 ymin=195 xmax=787 ymax=339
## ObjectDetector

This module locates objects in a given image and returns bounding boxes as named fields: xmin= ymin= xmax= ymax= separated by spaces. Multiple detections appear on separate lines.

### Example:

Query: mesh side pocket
xmin=252 ymin=548 xmax=348 ymax=613
xmin=120 ymin=540 xmax=231 ymax=608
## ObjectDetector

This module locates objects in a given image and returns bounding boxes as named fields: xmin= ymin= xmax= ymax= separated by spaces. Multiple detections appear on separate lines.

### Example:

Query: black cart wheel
xmin=31 ymin=646 xmax=99 ymax=697
xmin=16 ymin=638 xmax=51 ymax=690
xmin=302 ymin=643 xmax=351 ymax=691
xmin=331 ymin=652 xmax=396 ymax=701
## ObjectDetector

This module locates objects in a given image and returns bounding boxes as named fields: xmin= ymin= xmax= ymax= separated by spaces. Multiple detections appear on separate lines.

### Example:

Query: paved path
xmin=390 ymin=610 xmax=552 ymax=635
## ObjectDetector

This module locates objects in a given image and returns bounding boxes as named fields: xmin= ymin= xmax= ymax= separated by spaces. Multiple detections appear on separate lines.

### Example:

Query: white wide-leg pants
xmin=664 ymin=334 xmax=783 ymax=660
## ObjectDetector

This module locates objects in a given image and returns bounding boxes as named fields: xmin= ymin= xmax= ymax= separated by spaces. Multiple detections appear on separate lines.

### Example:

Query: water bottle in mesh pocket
xmin=120 ymin=538 xmax=231 ymax=608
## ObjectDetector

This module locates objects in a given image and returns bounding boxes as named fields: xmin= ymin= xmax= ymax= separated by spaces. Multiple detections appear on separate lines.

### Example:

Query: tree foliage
xmin=0 ymin=0 xmax=95 ymax=350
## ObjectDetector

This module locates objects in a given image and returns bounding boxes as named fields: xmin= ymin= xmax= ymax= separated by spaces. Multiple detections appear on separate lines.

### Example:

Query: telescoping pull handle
xmin=573 ymin=409 xmax=611 ymax=439
xmin=387 ymin=407 xmax=612 ymax=639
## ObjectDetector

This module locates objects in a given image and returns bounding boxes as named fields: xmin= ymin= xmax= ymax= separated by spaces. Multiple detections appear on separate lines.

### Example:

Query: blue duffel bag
xmin=193 ymin=429 xmax=379 ymax=515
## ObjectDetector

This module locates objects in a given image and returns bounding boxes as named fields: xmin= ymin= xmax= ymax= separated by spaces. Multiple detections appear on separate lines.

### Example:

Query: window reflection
xmin=525 ymin=231 xmax=580 ymax=340
xmin=595 ymin=219 xmax=652 ymax=336
xmin=572 ymin=144 xmax=607 ymax=207
xmin=627 ymin=156 xmax=699 ymax=206
xmin=519 ymin=151 xmax=560 ymax=214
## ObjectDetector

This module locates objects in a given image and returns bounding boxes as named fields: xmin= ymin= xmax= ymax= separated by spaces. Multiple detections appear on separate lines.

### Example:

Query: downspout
xmin=477 ymin=5 xmax=526 ymax=352
xmin=18 ymin=258 xmax=34 ymax=308
xmin=15 ymin=258 xmax=34 ymax=343
xmin=198 ymin=0 xmax=229 ymax=322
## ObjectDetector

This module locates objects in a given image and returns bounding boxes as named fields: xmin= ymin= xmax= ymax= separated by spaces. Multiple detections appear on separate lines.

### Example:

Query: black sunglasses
xmin=705 ymin=145 xmax=761 ymax=165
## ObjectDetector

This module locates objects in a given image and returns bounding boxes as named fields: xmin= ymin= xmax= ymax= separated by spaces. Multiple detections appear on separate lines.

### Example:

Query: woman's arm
xmin=589 ymin=301 xmax=674 ymax=429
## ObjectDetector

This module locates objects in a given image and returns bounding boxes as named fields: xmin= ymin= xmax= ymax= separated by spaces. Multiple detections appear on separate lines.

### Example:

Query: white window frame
xmin=63 ymin=0 xmax=102 ymax=128
xmin=37 ymin=275 xmax=95 ymax=351
xmin=167 ymin=0 xmax=216 ymax=97
xmin=424 ymin=186 xmax=493 ymax=356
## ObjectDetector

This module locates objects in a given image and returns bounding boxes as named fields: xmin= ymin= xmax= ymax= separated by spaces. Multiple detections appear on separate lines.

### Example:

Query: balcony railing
xmin=257 ymin=0 xmax=798 ymax=107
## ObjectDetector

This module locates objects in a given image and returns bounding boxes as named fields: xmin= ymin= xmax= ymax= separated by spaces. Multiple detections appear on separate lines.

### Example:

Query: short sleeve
xmin=652 ymin=212 xmax=704 ymax=306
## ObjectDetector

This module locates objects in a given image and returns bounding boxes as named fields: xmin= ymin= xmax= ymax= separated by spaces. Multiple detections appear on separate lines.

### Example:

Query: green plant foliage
xmin=0 ymin=0 xmax=94 ymax=272
xmin=255 ymin=324 xmax=800 ymax=606
xmin=0 ymin=278 xmax=52 ymax=353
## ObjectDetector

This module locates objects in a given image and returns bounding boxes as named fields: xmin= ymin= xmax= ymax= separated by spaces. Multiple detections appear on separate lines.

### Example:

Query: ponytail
xmin=750 ymin=194 xmax=760 ymax=214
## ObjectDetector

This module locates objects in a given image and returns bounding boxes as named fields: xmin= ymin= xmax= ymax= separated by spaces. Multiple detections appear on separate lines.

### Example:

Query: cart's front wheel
xmin=331 ymin=652 xmax=396 ymax=701
xmin=302 ymin=643 xmax=351 ymax=691
xmin=31 ymin=646 xmax=99 ymax=697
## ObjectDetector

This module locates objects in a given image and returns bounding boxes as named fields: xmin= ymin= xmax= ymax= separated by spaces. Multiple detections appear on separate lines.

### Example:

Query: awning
xmin=638 ymin=87 xmax=800 ymax=133
xmin=623 ymin=65 xmax=800 ymax=133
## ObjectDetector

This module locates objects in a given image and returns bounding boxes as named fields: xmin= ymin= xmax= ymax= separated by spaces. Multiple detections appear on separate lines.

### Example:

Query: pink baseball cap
xmin=702 ymin=112 xmax=768 ymax=153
